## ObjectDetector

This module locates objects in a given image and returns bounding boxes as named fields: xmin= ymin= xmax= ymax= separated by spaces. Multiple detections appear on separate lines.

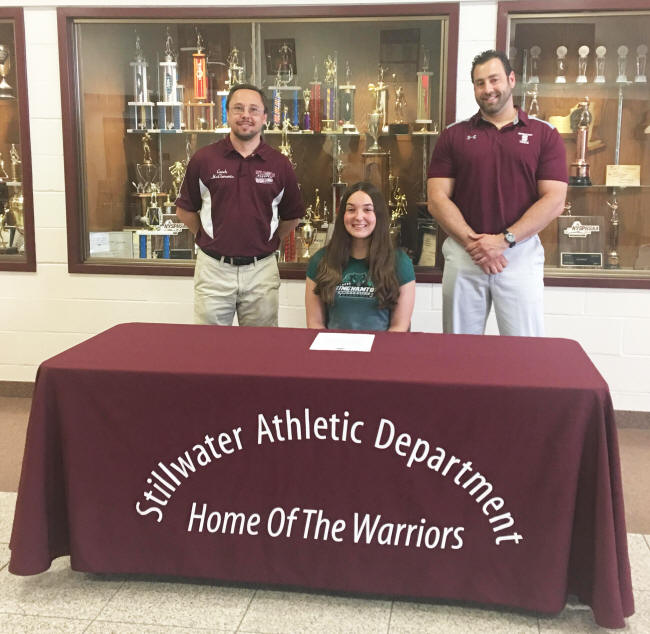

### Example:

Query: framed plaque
xmin=558 ymin=215 xmax=604 ymax=268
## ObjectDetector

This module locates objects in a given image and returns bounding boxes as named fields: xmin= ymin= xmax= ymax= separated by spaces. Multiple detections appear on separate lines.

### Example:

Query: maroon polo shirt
xmin=176 ymin=136 xmax=304 ymax=257
xmin=427 ymin=108 xmax=567 ymax=234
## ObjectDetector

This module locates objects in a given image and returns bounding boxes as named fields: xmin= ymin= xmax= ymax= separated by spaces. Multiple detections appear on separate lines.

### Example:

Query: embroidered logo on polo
xmin=336 ymin=272 xmax=375 ymax=298
xmin=518 ymin=132 xmax=533 ymax=144
xmin=255 ymin=169 xmax=276 ymax=184
xmin=210 ymin=169 xmax=234 ymax=180
xmin=466 ymin=134 xmax=477 ymax=141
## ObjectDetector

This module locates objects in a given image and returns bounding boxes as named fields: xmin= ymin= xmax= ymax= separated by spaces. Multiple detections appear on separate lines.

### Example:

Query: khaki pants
xmin=194 ymin=249 xmax=280 ymax=327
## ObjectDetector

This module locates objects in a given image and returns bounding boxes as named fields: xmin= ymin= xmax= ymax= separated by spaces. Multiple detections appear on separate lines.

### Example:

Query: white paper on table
xmin=309 ymin=332 xmax=375 ymax=352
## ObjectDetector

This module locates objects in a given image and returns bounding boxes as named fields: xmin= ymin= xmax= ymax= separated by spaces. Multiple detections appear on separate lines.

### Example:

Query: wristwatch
xmin=503 ymin=230 xmax=516 ymax=248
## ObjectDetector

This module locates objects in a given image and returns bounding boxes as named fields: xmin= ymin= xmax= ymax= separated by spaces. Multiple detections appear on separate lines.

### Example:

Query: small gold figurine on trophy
xmin=311 ymin=188 xmax=322 ymax=223
xmin=606 ymin=195 xmax=620 ymax=269
xmin=278 ymin=106 xmax=296 ymax=167
xmin=368 ymin=65 xmax=389 ymax=131
xmin=322 ymin=55 xmax=337 ymax=132
xmin=226 ymin=46 xmax=245 ymax=90
xmin=0 ymin=153 xmax=9 ymax=181
xmin=394 ymin=85 xmax=406 ymax=124
xmin=169 ymin=161 xmax=186 ymax=200
xmin=9 ymin=143 xmax=20 ymax=183
xmin=136 ymin=132 xmax=158 ymax=193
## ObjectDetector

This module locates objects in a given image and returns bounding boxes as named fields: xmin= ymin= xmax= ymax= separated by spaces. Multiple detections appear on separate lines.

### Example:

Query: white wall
xmin=1 ymin=0 xmax=649 ymax=411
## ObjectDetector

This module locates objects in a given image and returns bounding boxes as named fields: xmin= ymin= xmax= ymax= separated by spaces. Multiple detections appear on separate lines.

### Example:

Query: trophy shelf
xmin=518 ymin=82 xmax=648 ymax=95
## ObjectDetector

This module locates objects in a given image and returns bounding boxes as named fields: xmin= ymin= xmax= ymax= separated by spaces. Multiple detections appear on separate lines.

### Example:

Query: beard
xmin=477 ymin=83 xmax=513 ymax=116
xmin=230 ymin=125 xmax=260 ymax=141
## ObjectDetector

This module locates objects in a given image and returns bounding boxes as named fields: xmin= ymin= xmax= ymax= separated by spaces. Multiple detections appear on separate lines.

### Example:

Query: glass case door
xmin=0 ymin=8 xmax=35 ymax=272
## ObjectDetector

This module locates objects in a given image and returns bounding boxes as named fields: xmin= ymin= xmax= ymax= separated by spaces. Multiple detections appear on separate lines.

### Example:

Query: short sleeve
xmin=536 ymin=126 xmax=568 ymax=183
xmin=427 ymin=128 xmax=455 ymax=179
xmin=278 ymin=159 xmax=306 ymax=220
xmin=395 ymin=249 xmax=416 ymax=285
xmin=174 ymin=155 xmax=201 ymax=212
xmin=306 ymin=248 xmax=326 ymax=280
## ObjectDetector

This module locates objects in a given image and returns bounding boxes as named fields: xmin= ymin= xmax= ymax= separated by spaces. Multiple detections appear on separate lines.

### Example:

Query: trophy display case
xmin=497 ymin=2 xmax=650 ymax=287
xmin=0 ymin=8 xmax=35 ymax=272
xmin=58 ymin=5 xmax=458 ymax=279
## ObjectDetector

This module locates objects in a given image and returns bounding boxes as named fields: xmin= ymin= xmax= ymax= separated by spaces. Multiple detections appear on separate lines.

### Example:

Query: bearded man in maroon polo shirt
xmin=427 ymin=50 xmax=567 ymax=336
xmin=176 ymin=84 xmax=304 ymax=327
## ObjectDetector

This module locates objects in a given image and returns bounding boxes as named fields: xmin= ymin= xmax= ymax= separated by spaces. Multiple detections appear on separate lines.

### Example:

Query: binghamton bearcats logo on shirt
xmin=336 ymin=272 xmax=375 ymax=298
xmin=255 ymin=170 xmax=276 ymax=184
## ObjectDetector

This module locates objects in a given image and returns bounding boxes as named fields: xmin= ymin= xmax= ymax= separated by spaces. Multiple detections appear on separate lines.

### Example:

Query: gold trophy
xmin=569 ymin=98 xmax=592 ymax=186
xmin=606 ymin=195 xmax=620 ymax=269
xmin=322 ymin=55 xmax=337 ymax=132
xmin=299 ymin=207 xmax=316 ymax=261
xmin=310 ymin=188 xmax=322 ymax=223
xmin=368 ymin=65 xmax=388 ymax=131
xmin=169 ymin=160 xmax=186 ymax=200
xmin=0 ymin=44 xmax=14 ymax=99
xmin=363 ymin=99 xmax=391 ymax=201
xmin=366 ymin=111 xmax=382 ymax=153
xmin=388 ymin=174 xmax=407 ymax=246
xmin=389 ymin=82 xmax=409 ymax=134
xmin=0 ymin=153 xmax=9 ymax=181
xmin=2 ymin=145 xmax=23 ymax=251
xmin=136 ymin=132 xmax=158 ymax=192
xmin=146 ymin=189 xmax=163 ymax=227
xmin=225 ymin=46 xmax=245 ymax=89
xmin=278 ymin=106 xmax=296 ymax=167
xmin=332 ymin=139 xmax=347 ymax=221
xmin=2 ymin=188 xmax=23 ymax=251
xmin=9 ymin=144 xmax=21 ymax=184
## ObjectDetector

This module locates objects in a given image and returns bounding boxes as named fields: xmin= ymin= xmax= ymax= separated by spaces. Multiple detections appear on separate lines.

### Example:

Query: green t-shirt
xmin=306 ymin=248 xmax=415 ymax=331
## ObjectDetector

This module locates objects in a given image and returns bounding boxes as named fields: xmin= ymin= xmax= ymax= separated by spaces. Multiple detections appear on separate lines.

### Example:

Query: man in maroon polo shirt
xmin=176 ymin=84 xmax=304 ymax=326
xmin=427 ymin=50 xmax=567 ymax=336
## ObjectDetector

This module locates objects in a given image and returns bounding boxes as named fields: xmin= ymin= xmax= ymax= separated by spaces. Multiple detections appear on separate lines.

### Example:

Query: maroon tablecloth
xmin=10 ymin=323 xmax=634 ymax=628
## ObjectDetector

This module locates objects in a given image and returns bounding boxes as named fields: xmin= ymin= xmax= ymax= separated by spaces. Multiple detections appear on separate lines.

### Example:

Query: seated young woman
xmin=305 ymin=181 xmax=416 ymax=332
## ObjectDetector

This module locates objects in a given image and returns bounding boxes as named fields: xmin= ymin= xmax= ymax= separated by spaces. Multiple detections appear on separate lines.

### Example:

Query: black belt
xmin=200 ymin=248 xmax=274 ymax=266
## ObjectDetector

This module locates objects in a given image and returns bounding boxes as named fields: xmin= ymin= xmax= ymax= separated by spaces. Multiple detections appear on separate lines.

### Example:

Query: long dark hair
xmin=313 ymin=181 xmax=400 ymax=309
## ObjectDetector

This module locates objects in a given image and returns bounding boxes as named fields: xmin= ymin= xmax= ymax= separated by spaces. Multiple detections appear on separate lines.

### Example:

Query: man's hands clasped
xmin=465 ymin=231 xmax=508 ymax=275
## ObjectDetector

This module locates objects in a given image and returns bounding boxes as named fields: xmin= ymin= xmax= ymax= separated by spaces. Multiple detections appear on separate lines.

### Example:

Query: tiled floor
xmin=1 ymin=492 xmax=649 ymax=632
